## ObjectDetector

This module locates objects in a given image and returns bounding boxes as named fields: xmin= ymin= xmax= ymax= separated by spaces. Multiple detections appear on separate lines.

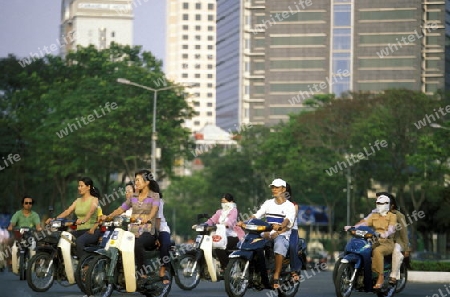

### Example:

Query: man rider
xmin=248 ymin=178 xmax=296 ymax=290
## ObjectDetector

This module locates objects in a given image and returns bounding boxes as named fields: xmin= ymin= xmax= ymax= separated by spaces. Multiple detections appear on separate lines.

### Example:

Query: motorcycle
xmin=334 ymin=226 xmax=397 ymax=297
xmin=84 ymin=216 xmax=174 ymax=297
xmin=11 ymin=227 xmax=36 ymax=280
xmin=174 ymin=214 xmax=231 ymax=290
xmin=26 ymin=218 xmax=78 ymax=292
xmin=224 ymin=218 xmax=305 ymax=297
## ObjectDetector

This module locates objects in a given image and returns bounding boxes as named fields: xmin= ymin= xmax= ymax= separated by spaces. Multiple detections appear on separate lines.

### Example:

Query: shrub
xmin=410 ymin=261 xmax=450 ymax=272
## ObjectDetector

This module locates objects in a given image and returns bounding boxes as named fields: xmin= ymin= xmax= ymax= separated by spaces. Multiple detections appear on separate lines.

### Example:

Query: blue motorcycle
xmin=224 ymin=218 xmax=306 ymax=297
xmin=334 ymin=226 xmax=396 ymax=297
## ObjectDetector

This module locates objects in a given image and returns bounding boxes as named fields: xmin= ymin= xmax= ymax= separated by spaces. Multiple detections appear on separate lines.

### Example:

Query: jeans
xmin=135 ymin=232 xmax=156 ymax=273
xmin=73 ymin=229 xmax=102 ymax=258
xmin=158 ymin=231 xmax=171 ymax=268
xmin=289 ymin=229 xmax=301 ymax=272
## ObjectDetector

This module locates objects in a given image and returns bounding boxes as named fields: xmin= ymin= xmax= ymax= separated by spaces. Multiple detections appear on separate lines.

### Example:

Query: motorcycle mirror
xmin=197 ymin=213 xmax=209 ymax=222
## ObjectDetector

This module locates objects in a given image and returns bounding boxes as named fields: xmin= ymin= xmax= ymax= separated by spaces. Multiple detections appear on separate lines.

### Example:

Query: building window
xmin=208 ymin=26 xmax=214 ymax=31
xmin=182 ymin=73 xmax=188 ymax=78
xmin=195 ymin=63 xmax=201 ymax=69
xmin=207 ymin=111 xmax=213 ymax=116
xmin=195 ymin=3 xmax=201 ymax=10
xmin=195 ymin=45 xmax=201 ymax=49
xmin=207 ymin=93 xmax=213 ymax=97
xmin=208 ymin=45 xmax=213 ymax=50
xmin=196 ymin=25 xmax=201 ymax=31
xmin=195 ymin=74 xmax=201 ymax=78
xmin=182 ymin=63 xmax=188 ymax=69
xmin=182 ymin=35 xmax=188 ymax=40
xmin=111 ymin=32 xmax=115 ymax=37
xmin=207 ymin=54 xmax=213 ymax=60
xmin=208 ymin=3 xmax=214 ymax=10
xmin=183 ymin=3 xmax=189 ymax=9
xmin=208 ymin=36 xmax=214 ymax=41
xmin=194 ymin=102 xmax=200 ymax=107
xmin=182 ymin=44 xmax=188 ymax=49
xmin=207 ymin=102 xmax=213 ymax=107
xmin=208 ymin=15 xmax=214 ymax=21
xmin=207 ymin=83 xmax=213 ymax=88
xmin=195 ymin=35 xmax=201 ymax=41
xmin=207 ymin=64 xmax=213 ymax=69
xmin=196 ymin=14 xmax=201 ymax=21
xmin=194 ymin=92 xmax=200 ymax=97
xmin=182 ymin=54 xmax=188 ymax=59
xmin=195 ymin=54 xmax=201 ymax=59
xmin=183 ymin=14 xmax=189 ymax=21
xmin=194 ymin=121 xmax=200 ymax=126
xmin=207 ymin=74 xmax=213 ymax=78
xmin=183 ymin=25 xmax=189 ymax=30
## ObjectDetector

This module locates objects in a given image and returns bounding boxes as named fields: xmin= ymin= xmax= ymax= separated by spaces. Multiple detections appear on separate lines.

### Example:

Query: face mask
xmin=221 ymin=202 xmax=234 ymax=211
xmin=376 ymin=204 xmax=390 ymax=216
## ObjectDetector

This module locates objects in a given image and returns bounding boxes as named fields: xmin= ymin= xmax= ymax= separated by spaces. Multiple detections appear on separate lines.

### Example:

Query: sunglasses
xmin=24 ymin=202 xmax=33 ymax=205
xmin=376 ymin=202 xmax=389 ymax=205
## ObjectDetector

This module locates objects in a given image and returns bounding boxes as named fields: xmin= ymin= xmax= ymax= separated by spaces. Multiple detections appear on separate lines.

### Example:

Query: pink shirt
xmin=206 ymin=208 xmax=245 ymax=241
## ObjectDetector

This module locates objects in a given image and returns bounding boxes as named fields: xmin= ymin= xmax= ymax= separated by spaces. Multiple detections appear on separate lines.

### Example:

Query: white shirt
xmin=157 ymin=199 xmax=170 ymax=233
xmin=254 ymin=198 xmax=296 ymax=237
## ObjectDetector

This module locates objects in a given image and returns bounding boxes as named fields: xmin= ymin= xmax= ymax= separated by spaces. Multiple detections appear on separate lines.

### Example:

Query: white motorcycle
xmin=174 ymin=218 xmax=229 ymax=290
xmin=26 ymin=218 xmax=78 ymax=292
xmin=11 ymin=227 xmax=36 ymax=280
xmin=84 ymin=216 xmax=173 ymax=297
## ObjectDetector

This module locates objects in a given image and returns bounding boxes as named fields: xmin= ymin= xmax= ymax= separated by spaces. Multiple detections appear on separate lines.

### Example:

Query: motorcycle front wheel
xmin=278 ymin=273 xmax=300 ymax=297
xmin=174 ymin=254 xmax=201 ymax=290
xmin=85 ymin=255 xmax=114 ymax=297
xmin=26 ymin=252 xmax=55 ymax=292
xmin=395 ymin=262 xmax=408 ymax=293
xmin=75 ymin=253 xmax=96 ymax=294
xmin=19 ymin=252 xmax=26 ymax=280
xmin=224 ymin=258 xmax=249 ymax=297
xmin=335 ymin=262 xmax=355 ymax=297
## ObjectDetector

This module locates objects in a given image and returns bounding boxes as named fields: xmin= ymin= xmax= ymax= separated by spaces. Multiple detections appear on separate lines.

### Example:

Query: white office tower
xmin=166 ymin=0 xmax=217 ymax=132
xmin=60 ymin=0 xmax=133 ymax=57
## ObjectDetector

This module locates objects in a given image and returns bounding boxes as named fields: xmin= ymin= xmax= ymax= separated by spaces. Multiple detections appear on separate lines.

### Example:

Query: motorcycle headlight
xmin=243 ymin=224 xmax=266 ymax=231
xmin=354 ymin=230 xmax=368 ymax=238
xmin=113 ymin=216 xmax=124 ymax=226
xmin=51 ymin=221 xmax=62 ymax=228
xmin=19 ymin=228 xmax=30 ymax=234
xmin=195 ymin=225 xmax=207 ymax=232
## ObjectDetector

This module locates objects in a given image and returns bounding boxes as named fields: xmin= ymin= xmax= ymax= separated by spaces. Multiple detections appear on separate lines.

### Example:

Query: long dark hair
xmin=79 ymin=176 xmax=100 ymax=198
xmin=135 ymin=169 xmax=163 ymax=198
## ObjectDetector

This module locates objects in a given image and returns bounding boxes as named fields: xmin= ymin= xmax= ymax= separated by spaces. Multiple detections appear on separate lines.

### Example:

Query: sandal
xmin=373 ymin=283 xmax=383 ymax=289
xmin=389 ymin=277 xmax=397 ymax=285
xmin=160 ymin=275 xmax=171 ymax=285
xmin=273 ymin=278 xmax=280 ymax=290
xmin=290 ymin=271 xmax=300 ymax=282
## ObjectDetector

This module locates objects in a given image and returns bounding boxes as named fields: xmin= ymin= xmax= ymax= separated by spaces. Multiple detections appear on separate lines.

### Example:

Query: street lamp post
xmin=430 ymin=123 xmax=450 ymax=131
xmin=117 ymin=78 xmax=178 ymax=180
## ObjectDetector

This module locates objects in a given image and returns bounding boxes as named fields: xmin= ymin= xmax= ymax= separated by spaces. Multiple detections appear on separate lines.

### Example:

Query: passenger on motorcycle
xmin=46 ymin=177 xmax=102 ymax=259
xmin=244 ymin=178 xmax=296 ymax=290
xmin=103 ymin=169 xmax=160 ymax=282
xmin=285 ymin=183 xmax=301 ymax=281
xmin=345 ymin=194 xmax=397 ymax=289
xmin=155 ymin=191 xmax=172 ymax=286
xmin=203 ymin=193 xmax=245 ymax=270
xmin=377 ymin=192 xmax=410 ymax=285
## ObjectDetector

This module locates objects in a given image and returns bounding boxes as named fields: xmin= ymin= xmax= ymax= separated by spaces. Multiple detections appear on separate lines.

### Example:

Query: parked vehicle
xmin=224 ymin=218 xmax=306 ymax=297
xmin=174 ymin=215 xmax=232 ymax=290
xmin=26 ymin=218 xmax=78 ymax=292
xmin=334 ymin=226 xmax=398 ymax=297
xmin=11 ymin=227 xmax=35 ymax=280
xmin=84 ymin=216 xmax=174 ymax=297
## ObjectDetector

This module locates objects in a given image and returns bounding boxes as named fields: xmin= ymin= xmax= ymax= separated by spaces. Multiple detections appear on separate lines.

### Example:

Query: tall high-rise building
xmin=60 ymin=0 xmax=133 ymax=57
xmin=216 ymin=0 xmax=449 ymax=129
xmin=166 ymin=0 xmax=217 ymax=132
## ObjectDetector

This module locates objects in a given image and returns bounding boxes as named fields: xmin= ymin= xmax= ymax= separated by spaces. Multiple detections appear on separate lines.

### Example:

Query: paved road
xmin=0 ymin=268 xmax=445 ymax=297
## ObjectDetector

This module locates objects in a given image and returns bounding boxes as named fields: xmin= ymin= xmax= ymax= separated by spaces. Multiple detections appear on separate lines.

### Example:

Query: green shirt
xmin=74 ymin=197 xmax=97 ymax=230
xmin=10 ymin=210 xmax=41 ymax=229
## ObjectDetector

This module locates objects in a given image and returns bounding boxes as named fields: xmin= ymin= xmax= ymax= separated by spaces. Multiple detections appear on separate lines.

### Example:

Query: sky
xmin=0 ymin=0 xmax=166 ymax=64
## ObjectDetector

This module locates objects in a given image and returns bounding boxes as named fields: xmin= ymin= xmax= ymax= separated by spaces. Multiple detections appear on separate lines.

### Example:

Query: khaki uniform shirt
xmin=366 ymin=211 xmax=397 ymax=238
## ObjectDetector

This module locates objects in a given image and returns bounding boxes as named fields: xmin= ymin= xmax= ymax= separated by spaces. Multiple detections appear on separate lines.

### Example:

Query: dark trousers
xmin=289 ymin=229 xmax=301 ymax=272
xmin=72 ymin=229 xmax=102 ymax=258
xmin=135 ymin=232 xmax=156 ymax=272
xmin=158 ymin=231 xmax=171 ymax=268
xmin=215 ymin=236 xmax=239 ymax=269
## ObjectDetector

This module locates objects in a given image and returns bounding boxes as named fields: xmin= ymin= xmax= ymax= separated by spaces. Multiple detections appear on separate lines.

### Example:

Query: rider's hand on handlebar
xmin=344 ymin=226 xmax=352 ymax=231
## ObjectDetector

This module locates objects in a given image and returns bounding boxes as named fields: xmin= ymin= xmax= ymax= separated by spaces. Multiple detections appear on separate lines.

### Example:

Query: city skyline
xmin=0 ymin=0 xmax=166 ymax=65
